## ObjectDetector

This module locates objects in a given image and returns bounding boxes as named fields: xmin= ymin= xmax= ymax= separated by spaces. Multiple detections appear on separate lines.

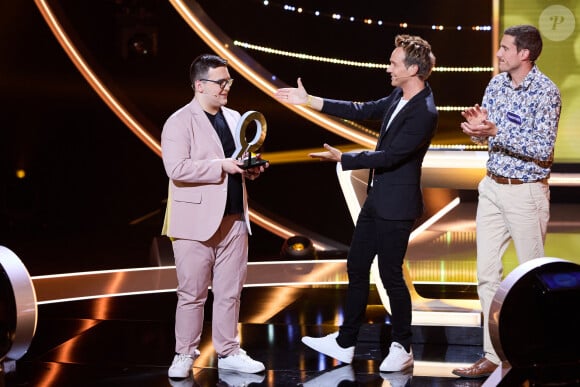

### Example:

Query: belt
xmin=486 ymin=171 xmax=546 ymax=185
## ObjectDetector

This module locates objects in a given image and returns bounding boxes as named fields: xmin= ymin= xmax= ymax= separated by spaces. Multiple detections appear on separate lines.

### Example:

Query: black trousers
xmin=337 ymin=190 xmax=414 ymax=350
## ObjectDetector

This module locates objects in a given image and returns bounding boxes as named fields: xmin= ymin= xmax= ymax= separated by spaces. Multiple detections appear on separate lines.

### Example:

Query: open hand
xmin=308 ymin=143 xmax=342 ymax=162
xmin=274 ymin=77 xmax=308 ymax=105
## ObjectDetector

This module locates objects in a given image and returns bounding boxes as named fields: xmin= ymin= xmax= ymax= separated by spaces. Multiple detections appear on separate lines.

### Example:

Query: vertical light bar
xmin=492 ymin=0 xmax=500 ymax=75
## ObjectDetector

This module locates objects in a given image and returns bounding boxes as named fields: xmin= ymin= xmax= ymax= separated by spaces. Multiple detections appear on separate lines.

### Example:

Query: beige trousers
xmin=475 ymin=175 xmax=550 ymax=364
xmin=172 ymin=214 xmax=248 ymax=357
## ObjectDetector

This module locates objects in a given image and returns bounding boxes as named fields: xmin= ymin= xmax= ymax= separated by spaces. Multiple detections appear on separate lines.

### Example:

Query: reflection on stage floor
xmin=5 ymin=287 xmax=489 ymax=387
xmin=3 ymin=199 xmax=580 ymax=386
xmin=3 ymin=156 xmax=580 ymax=386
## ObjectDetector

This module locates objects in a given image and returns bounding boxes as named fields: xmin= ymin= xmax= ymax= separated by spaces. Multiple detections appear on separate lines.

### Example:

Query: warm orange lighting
xmin=291 ymin=243 xmax=305 ymax=252
xmin=33 ymin=0 xmax=341 ymax=246
xmin=16 ymin=169 xmax=26 ymax=179
xmin=168 ymin=0 xmax=377 ymax=149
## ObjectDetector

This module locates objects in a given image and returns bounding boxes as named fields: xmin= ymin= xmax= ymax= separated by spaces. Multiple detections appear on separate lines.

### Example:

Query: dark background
xmin=0 ymin=0 xmax=493 ymax=275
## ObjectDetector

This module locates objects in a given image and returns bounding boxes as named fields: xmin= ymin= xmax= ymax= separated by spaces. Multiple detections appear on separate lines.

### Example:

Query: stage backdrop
xmin=502 ymin=0 xmax=579 ymax=163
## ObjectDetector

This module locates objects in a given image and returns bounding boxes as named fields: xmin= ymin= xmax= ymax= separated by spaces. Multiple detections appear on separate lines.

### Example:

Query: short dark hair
xmin=504 ymin=25 xmax=543 ymax=62
xmin=189 ymin=54 xmax=228 ymax=85
xmin=395 ymin=34 xmax=436 ymax=80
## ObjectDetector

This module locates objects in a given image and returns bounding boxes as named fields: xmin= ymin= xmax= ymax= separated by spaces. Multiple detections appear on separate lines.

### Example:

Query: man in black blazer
xmin=274 ymin=34 xmax=437 ymax=371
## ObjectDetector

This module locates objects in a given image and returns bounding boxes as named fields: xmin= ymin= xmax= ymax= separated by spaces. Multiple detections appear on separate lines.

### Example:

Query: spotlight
xmin=280 ymin=235 xmax=317 ymax=260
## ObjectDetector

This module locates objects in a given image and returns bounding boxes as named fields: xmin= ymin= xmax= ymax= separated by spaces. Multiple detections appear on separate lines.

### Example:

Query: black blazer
xmin=322 ymin=85 xmax=438 ymax=220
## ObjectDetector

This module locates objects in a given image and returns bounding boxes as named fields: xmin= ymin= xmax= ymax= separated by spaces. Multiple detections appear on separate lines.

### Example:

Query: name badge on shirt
xmin=507 ymin=111 xmax=522 ymax=125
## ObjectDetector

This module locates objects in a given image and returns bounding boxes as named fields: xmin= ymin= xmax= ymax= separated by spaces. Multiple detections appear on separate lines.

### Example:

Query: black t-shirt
xmin=205 ymin=109 xmax=243 ymax=216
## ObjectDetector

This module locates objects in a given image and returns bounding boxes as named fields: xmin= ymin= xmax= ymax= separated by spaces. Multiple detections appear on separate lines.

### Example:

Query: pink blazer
xmin=161 ymin=97 xmax=251 ymax=241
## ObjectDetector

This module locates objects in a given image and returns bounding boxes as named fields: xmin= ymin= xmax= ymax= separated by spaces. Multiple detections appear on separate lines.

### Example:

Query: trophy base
xmin=240 ymin=157 xmax=268 ymax=170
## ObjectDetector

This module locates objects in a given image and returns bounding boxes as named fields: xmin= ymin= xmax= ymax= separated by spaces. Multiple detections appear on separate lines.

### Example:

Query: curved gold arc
xmin=34 ymin=0 xmax=161 ymax=157
xmin=32 ymin=0 xmax=347 ymax=251
xmin=169 ymin=0 xmax=377 ymax=149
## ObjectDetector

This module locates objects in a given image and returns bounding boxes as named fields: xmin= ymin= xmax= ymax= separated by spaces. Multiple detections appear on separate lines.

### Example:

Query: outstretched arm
xmin=274 ymin=77 xmax=323 ymax=111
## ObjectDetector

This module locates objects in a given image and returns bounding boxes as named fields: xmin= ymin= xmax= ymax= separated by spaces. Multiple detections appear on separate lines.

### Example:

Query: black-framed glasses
xmin=199 ymin=78 xmax=234 ymax=90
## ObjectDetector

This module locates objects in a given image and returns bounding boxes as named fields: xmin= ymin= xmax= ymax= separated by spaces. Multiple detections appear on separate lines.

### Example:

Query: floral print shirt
xmin=473 ymin=65 xmax=561 ymax=182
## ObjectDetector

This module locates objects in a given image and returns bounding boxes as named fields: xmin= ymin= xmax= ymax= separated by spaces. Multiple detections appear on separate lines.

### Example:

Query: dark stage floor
xmin=3 ymin=194 xmax=580 ymax=386
xmin=3 ymin=287 xmax=492 ymax=387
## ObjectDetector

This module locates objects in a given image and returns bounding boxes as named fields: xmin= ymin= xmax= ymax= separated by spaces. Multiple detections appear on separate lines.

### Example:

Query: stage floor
xmin=3 ymin=202 xmax=580 ymax=386
xmin=5 ymin=286 xmax=490 ymax=387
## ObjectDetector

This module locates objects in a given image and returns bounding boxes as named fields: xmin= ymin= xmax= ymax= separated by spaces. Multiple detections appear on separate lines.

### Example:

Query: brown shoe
xmin=452 ymin=357 xmax=498 ymax=378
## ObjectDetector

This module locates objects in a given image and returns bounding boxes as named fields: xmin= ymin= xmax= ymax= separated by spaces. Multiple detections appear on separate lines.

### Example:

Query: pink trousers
xmin=172 ymin=214 xmax=248 ymax=356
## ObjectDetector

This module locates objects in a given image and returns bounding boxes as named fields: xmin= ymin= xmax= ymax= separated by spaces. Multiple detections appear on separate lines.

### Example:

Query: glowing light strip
xmin=248 ymin=209 xmax=334 ymax=251
xmin=422 ymin=150 xmax=488 ymax=169
xmin=414 ymin=361 xmax=476 ymax=377
xmin=429 ymin=144 xmax=487 ymax=150
xmin=413 ymin=310 xmax=481 ymax=327
xmin=234 ymin=41 xmax=385 ymax=68
xmin=33 ymin=0 xmax=350 ymax=246
xmin=32 ymin=260 xmax=351 ymax=304
xmin=244 ymin=281 xmax=348 ymax=287
xmin=35 ymin=290 xmax=176 ymax=305
xmin=409 ymin=197 xmax=461 ymax=242
xmin=435 ymin=66 xmax=493 ymax=72
xmin=31 ymin=265 xmax=173 ymax=280
xmin=436 ymin=106 xmax=473 ymax=111
xmin=414 ymin=281 xmax=476 ymax=285
xmin=169 ymin=0 xmax=377 ymax=149
xmin=421 ymin=151 xmax=580 ymax=187
xmin=234 ymin=40 xmax=493 ymax=72
xmin=549 ymin=173 xmax=580 ymax=186
xmin=32 ymin=259 xmax=350 ymax=280
xmin=262 ymin=0 xmax=492 ymax=32
xmin=34 ymin=0 xmax=161 ymax=157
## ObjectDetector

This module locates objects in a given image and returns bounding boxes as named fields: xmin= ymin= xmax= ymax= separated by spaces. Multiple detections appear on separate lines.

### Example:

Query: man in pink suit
xmin=161 ymin=54 xmax=268 ymax=379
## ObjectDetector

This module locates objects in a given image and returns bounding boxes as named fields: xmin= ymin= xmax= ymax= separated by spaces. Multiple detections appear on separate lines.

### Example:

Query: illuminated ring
xmin=0 ymin=246 xmax=37 ymax=361
xmin=233 ymin=111 xmax=267 ymax=159
xmin=489 ymin=257 xmax=579 ymax=366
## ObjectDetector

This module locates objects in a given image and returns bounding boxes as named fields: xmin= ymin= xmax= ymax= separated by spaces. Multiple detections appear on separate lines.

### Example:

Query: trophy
xmin=232 ymin=110 xmax=268 ymax=169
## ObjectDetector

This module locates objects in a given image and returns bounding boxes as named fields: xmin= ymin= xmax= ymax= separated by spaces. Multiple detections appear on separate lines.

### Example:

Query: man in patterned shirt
xmin=452 ymin=25 xmax=561 ymax=379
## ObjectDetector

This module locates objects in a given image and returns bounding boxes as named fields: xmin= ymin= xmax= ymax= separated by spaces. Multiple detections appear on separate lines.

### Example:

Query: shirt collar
xmin=502 ymin=65 xmax=538 ymax=90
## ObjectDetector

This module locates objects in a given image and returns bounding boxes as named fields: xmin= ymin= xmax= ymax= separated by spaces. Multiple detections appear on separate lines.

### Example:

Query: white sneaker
xmin=379 ymin=342 xmax=413 ymax=372
xmin=168 ymin=350 xmax=200 ymax=378
xmin=302 ymin=365 xmax=355 ymax=386
xmin=218 ymin=369 xmax=265 ymax=386
xmin=218 ymin=348 xmax=265 ymax=373
xmin=301 ymin=332 xmax=354 ymax=364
